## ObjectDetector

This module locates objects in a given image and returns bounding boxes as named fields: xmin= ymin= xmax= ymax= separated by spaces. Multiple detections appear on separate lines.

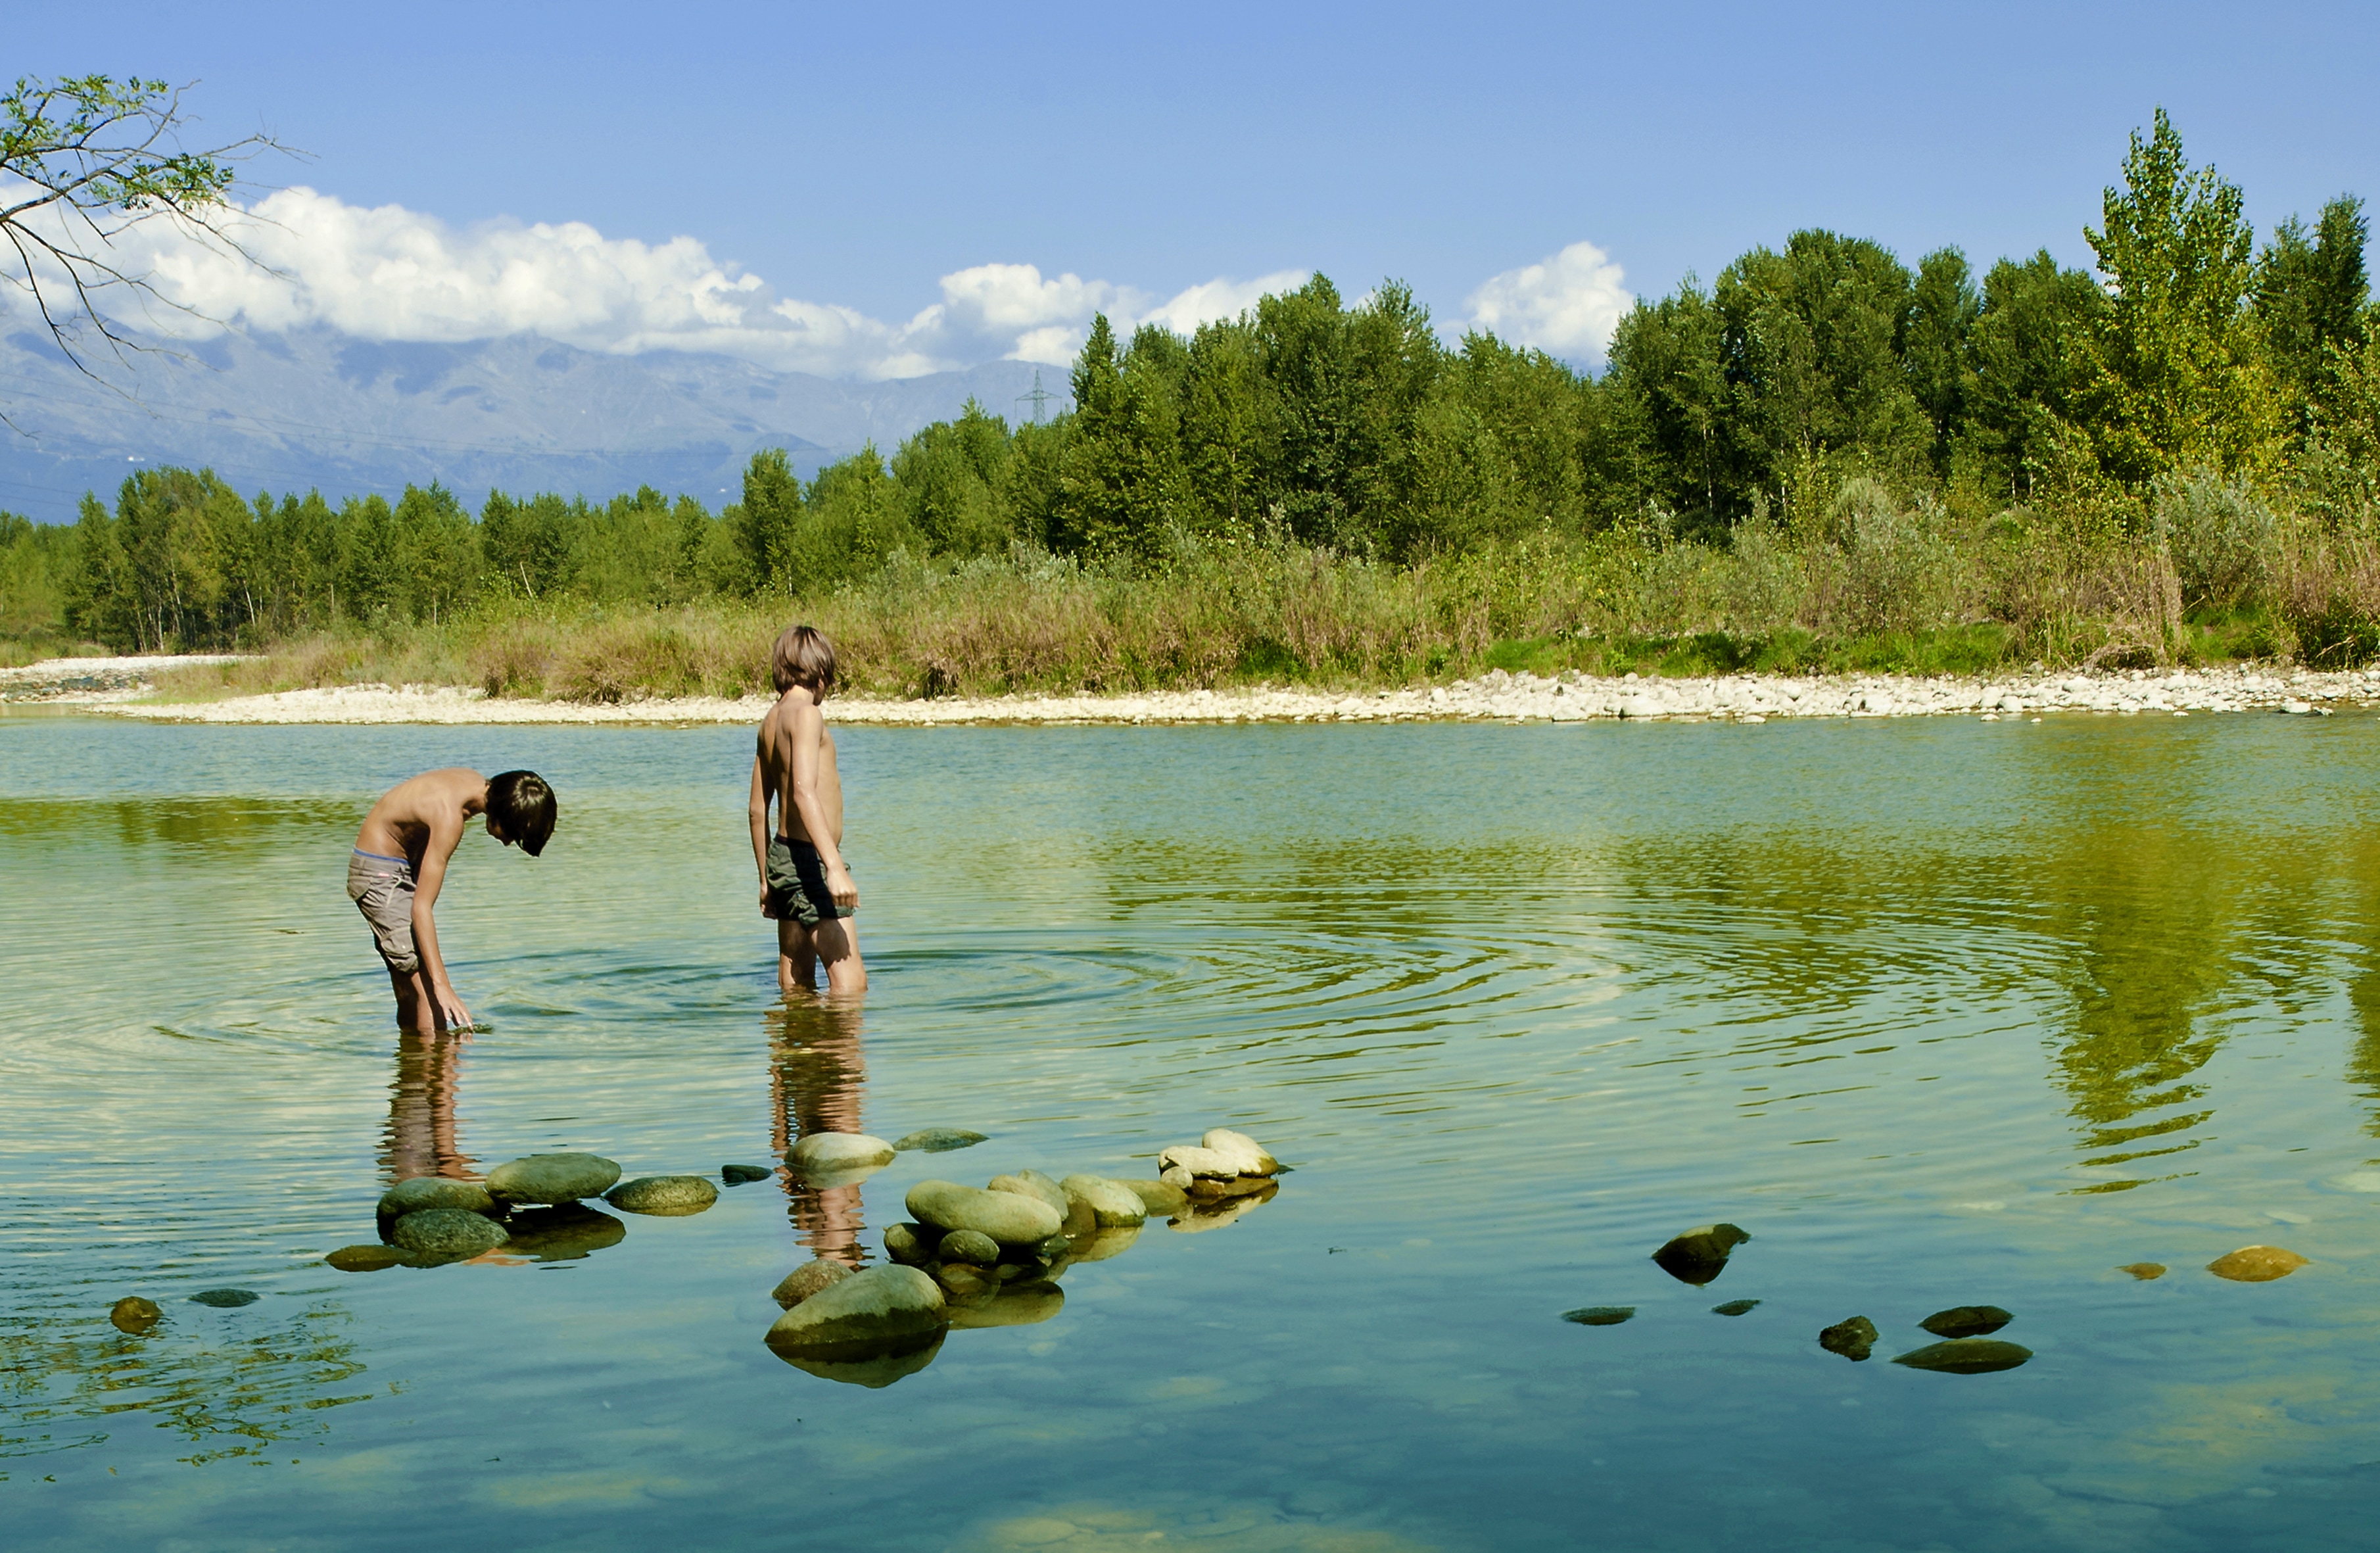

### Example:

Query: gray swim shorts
xmin=348 ymin=849 xmax=420 ymax=974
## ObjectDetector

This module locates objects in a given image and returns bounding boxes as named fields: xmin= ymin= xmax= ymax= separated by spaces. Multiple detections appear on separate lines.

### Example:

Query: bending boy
xmin=348 ymin=768 xmax=556 ymax=1032
xmin=750 ymin=625 xmax=865 ymax=996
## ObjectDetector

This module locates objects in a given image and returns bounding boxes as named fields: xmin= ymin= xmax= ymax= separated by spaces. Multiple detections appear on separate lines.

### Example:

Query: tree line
xmin=5 ymin=108 xmax=2375 ymax=654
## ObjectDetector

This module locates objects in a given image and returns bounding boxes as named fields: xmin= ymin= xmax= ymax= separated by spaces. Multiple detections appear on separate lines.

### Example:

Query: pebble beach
xmin=3 ymin=654 xmax=2373 ymax=725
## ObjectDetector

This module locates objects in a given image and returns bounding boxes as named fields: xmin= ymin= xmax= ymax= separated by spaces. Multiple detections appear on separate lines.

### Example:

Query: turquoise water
xmin=5 ymin=709 xmax=2380 ymax=1550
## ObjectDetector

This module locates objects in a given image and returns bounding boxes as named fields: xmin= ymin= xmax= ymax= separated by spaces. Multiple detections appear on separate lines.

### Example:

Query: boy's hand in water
xmin=826 ymin=864 xmax=859 ymax=910
xmin=435 ymin=982 xmax=473 ymax=1032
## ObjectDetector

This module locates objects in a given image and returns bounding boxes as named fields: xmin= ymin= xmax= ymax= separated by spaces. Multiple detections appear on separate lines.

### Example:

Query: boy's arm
xmin=788 ymin=700 xmax=857 ymax=908
xmin=410 ymin=809 xmax=473 ymax=1030
xmin=749 ymin=748 xmax=777 ymax=918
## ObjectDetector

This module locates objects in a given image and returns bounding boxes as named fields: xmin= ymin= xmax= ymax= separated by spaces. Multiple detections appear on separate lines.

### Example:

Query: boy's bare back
xmin=749 ymin=625 xmax=863 ymax=997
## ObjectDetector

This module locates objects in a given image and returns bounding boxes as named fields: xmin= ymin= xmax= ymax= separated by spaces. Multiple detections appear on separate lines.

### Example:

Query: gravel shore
xmin=5 ymin=655 xmax=2373 ymax=725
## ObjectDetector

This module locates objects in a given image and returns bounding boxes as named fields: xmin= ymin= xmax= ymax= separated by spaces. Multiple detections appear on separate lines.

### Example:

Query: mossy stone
xmin=772 ymin=1258 xmax=854 ymax=1309
xmin=110 ymin=1297 xmax=162 ymax=1333
xmin=188 ymin=1289 xmax=260 ymax=1308
xmin=391 ymin=1207 xmax=511 ymax=1258
xmin=1562 ymin=1306 xmax=1634 ymax=1326
xmin=1892 ymin=1339 xmax=2032 ymax=1374
xmin=605 ymin=1175 xmax=719 ymax=1216
xmin=1919 ymin=1304 xmax=2012 ymax=1339
xmin=1652 ymin=1224 xmax=1751 ymax=1286
xmin=938 ymin=1228 xmax=1001 ymax=1265
xmin=326 ymin=1244 xmax=412 ymax=1273
xmin=722 ymin=1164 xmax=774 ymax=1185
xmin=376 ymin=1177 xmax=496 ymax=1218
xmin=485 ymin=1152 xmax=621 ymax=1206
xmin=891 ymin=1128 xmax=988 ymax=1153
xmin=1819 ymin=1316 xmax=1877 ymax=1361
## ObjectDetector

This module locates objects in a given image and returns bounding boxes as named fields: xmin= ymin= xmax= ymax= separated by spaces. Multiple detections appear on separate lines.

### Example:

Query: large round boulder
xmin=764 ymin=1264 xmax=948 ymax=1360
xmin=392 ymin=1208 xmax=512 ymax=1258
xmin=605 ymin=1175 xmax=719 ymax=1216
xmin=377 ymin=1178 xmax=496 ymax=1218
xmin=1200 ymin=1129 xmax=1280 ymax=1176
xmin=986 ymin=1170 xmax=1072 ymax=1218
xmin=1059 ymin=1175 xmax=1149 ymax=1229
xmin=906 ymin=1180 xmax=1062 ymax=1245
xmin=485 ymin=1153 xmax=621 ymax=1206
xmin=1124 ymin=1179 xmax=1191 ymax=1217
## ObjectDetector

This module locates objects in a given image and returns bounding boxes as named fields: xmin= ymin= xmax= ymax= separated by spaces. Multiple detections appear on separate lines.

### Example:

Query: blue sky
xmin=13 ymin=0 xmax=2377 ymax=376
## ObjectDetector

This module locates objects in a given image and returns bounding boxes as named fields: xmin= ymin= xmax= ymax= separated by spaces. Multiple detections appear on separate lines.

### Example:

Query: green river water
xmin=3 ymin=709 xmax=2379 ymax=1550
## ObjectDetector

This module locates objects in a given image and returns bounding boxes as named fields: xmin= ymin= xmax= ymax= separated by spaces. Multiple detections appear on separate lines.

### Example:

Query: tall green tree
xmin=2256 ymin=195 xmax=2371 ymax=441
xmin=2080 ymin=108 xmax=2280 ymax=487
xmin=1961 ymin=252 xmax=2105 ymax=503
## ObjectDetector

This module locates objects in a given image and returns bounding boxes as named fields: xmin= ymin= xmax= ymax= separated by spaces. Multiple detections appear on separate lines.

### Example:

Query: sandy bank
xmin=5 ymin=654 xmax=2373 ymax=725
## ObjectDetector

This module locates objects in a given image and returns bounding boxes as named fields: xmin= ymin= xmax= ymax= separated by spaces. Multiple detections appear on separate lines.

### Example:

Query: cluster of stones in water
xmin=318 ymin=1151 xmax=735 ymax=1273
xmin=763 ymin=1128 xmax=1281 ymax=1381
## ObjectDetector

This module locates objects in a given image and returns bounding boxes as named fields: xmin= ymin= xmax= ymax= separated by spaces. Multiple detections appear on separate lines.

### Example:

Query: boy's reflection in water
xmin=768 ymin=999 xmax=870 ymax=1266
xmin=380 ymin=1029 xmax=479 ymax=1182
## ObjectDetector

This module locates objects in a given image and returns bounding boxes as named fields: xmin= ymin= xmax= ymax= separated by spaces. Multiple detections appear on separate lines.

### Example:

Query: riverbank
xmin=4 ymin=654 xmax=2371 ymax=724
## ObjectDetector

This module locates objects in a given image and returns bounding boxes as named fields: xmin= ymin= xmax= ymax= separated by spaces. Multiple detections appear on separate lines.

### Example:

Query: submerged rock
xmin=189 ymin=1289 xmax=260 ymax=1308
xmin=772 ymin=1258 xmax=854 ymax=1309
xmin=892 ymin=1128 xmax=988 ymax=1153
xmin=1893 ymin=1339 xmax=2033 ymax=1374
xmin=907 ymin=1180 xmax=1063 ymax=1245
xmin=2208 ymin=1245 xmax=2310 ymax=1282
xmin=721 ymin=1164 xmax=774 ymax=1185
xmin=1124 ymin=1179 xmax=1191 ymax=1216
xmin=1819 ymin=1316 xmax=1878 ymax=1361
xmin=486 ymin=1152 xmax=621 ymax=1206
xmin=1920 ymin=1304 xmax=2013 ymax=1339
xmin=773 ymin=1333 xmax=945 ymax=1388
xmin=938 ymin=1228 xmax=1001 ymax=1266
xmin=1652 ymin=1224 xmax=1751 ymax=1286
xmin=110 ymin=1297 xmax=162 ymax=1334
xmin=501 ymin=1204 xmax=626 ymax=1261
xmin=392 ymin=1207 xmax=511 ymax=1258
xmin=764 ymin=1264 xmax=948 ymax=1360
xmin=1711 ymin=1299 xmax=1761 ymax=1317
xmin=377 ymin=1177 xmax=496 ymax=1218
xmin=325 ymin=1244 xmax=412 ymax=1273
xmin=604 ymin=1175 xmax=720 ymax=1216
xmin=1059 ymin=1175 xmax=1149 ymax=1229
xmin=883 ymin=1222 xmax=940 ymax=1265
xmin=2119 ymin=1262 xmax=2168 ymax=1280
xmin=1561 ymin=1306 xmax=1635 ymax=1326
xmin=1200 ymin=1128 xmax=1281 ymax=1176
xmin=949 ymin=1281 xmax=1065 ymax=1329
xmin=788 ymin=1132 xmax=896 ymax=1179
xmin=986 ymin=1170 xmax=1072 ymax=1218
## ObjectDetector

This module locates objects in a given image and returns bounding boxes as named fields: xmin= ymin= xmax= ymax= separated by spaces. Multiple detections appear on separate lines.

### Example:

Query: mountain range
xmin=0 ymin=325 xmax=1070 ymax=522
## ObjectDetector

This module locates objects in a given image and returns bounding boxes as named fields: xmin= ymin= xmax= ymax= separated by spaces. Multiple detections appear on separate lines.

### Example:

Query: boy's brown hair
xmin=771 ymin=624 xmax=838 ymax=699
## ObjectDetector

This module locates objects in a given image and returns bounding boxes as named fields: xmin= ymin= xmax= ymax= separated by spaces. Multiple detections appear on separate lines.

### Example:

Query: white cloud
xmin=1463 ymin=239 xmax=1633 ymax=366
xmin=0 ymin=182 xmax=1310 ymax=382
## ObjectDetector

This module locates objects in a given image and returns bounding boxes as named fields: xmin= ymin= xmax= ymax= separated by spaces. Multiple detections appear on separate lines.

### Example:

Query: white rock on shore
xmin=11 ymin=654 xmax=2377 ymax=727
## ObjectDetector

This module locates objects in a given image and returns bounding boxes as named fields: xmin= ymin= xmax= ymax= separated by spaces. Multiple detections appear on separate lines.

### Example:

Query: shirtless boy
xmin=348 ymin=768 xmax=557 ymax=1032
xmin=750 ymin=625 xmax=864 ymax=996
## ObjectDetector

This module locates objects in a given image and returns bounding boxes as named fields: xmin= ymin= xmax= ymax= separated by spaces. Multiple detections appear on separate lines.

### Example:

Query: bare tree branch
xmin=0 ymin=74 xmax=298 ymax=433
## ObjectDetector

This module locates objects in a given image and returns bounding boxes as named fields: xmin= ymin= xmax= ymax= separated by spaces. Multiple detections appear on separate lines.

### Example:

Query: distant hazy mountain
xmin=0 ymin=325 xmax=1071 ymax=522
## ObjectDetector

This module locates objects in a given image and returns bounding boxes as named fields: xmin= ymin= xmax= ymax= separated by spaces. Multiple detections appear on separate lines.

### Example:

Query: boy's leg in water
xmin=388 ymin=963 xmax=440 ymax=1034
xmin=778 ymin=915 xmax=817 ymax=995
xmin=812 ymin=917 xmax=866 ymax=997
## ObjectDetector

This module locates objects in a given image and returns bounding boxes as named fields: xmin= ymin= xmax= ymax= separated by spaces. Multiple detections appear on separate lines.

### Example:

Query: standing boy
xmin=348 ymin=768 xmax=557 ymax=1032
xmin=750 ymin=625 xmax=865 ymax=996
